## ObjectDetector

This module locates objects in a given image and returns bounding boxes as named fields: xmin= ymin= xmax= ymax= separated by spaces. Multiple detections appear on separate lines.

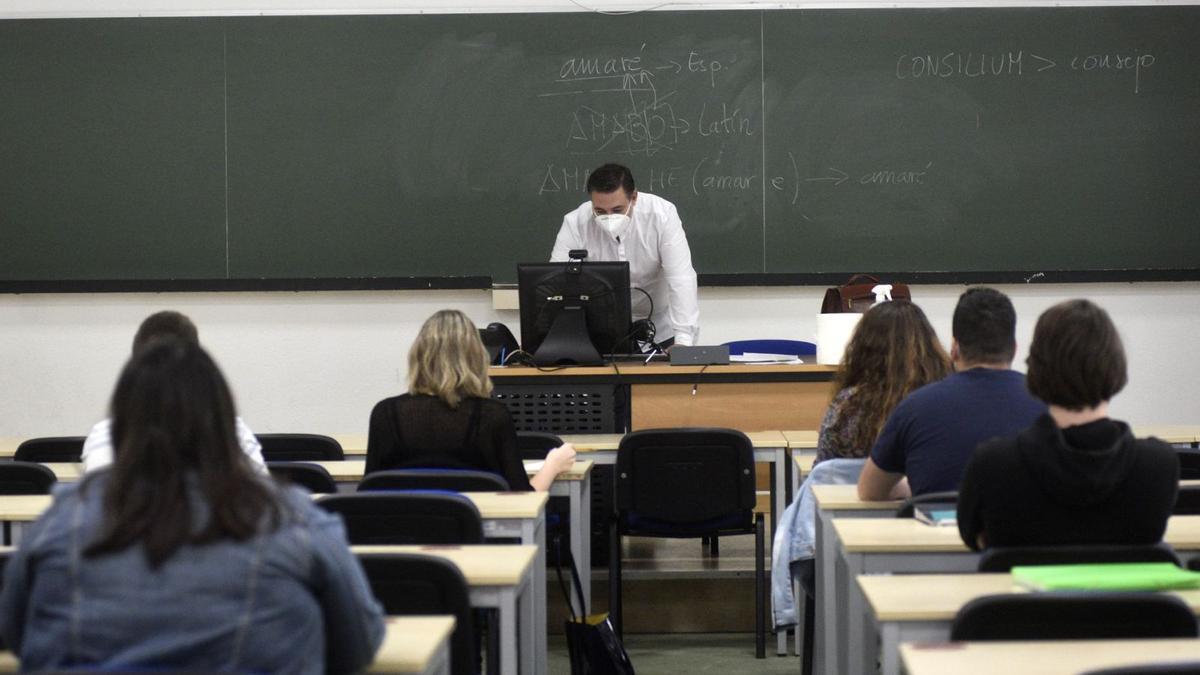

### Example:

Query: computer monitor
xmin=517 ymin=259 xmax=633 ymax=366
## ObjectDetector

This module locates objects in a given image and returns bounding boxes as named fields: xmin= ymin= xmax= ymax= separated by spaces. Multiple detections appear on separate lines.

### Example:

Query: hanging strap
xmin=553 ymin=534 xmax=587 ymax=622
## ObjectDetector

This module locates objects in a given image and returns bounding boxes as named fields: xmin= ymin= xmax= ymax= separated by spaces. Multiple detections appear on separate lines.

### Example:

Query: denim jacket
xmin=771 ymin=458 xmax=865 ymax=628
xmin=0 ymin=472 xmax=385 ymax=673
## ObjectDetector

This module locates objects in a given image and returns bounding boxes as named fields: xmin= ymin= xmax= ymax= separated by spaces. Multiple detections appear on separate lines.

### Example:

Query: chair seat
xmin=624 ymin=510 xmax=753 ymax=537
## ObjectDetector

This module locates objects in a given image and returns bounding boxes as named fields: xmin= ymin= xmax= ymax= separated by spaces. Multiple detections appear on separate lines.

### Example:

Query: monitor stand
xmin=532 ymin=303 xmax=603 ymax=366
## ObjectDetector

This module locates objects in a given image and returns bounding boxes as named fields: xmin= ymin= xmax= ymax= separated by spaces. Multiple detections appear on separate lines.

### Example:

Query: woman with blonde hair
xmin=814 ymin=301 xmax=952 ymax=465
xmin=365 ymin=309 xmax=576 ymax=491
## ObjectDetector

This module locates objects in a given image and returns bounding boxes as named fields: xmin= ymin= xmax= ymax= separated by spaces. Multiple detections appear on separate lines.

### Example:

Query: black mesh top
xmin=364 ymin=393 xmax=533 ymax=491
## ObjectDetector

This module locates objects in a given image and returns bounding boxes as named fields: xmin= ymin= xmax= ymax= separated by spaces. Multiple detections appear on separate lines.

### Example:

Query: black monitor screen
xmin=517 ymin=260 xmax=632 ymax=366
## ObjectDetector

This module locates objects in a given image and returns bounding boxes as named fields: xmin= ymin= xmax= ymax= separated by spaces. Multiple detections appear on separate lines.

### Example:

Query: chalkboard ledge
xmin=2 ymin=269 xmax=1197 ymax=294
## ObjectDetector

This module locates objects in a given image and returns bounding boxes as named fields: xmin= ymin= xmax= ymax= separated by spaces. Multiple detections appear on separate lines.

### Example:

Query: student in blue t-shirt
xmin=857 ymin=287 xmax=1046 ymax=500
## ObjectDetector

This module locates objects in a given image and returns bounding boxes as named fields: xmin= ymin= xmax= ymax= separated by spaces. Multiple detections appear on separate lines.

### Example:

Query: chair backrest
xmin=516 ymin=431 xmax=564 ymax=461
xmin=266 ymin=462 xmax=338 ymax=494
xmin=14 ymin=436 xmax=84 ymax=463
xmin=978 ymin=543 xmax=1182 ymax=572
xmin=316 ymin=492 xmax=484 ymax=545
xmin=357 ymin=553 xmax=475 ymax=675
xmin=358 ymin=468 xmax=509 ymax=493
xmin=0 ymin=462 xmax=57 ymax=495
xmin=616 ymin=428 xmax=755 ymax=524
xmin=1176 ymin=484 xmax=1200 ymax=515
xmin=950 ymin=592 xmax=1199 ymax=641
xmin=895 ymin=491 xmax=959 ymax=518
xmin=722 ymin=339 xmax=816 ymax=357
xmin=255 ymin=434 xmax=344 ymax=461
xmin=1178 ymin=449 xmax=1200 ymax=480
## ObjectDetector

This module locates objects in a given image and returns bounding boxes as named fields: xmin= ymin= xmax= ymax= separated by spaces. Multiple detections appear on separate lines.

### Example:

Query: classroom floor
xmin=547 ymin=633 xmax=802 ymax=674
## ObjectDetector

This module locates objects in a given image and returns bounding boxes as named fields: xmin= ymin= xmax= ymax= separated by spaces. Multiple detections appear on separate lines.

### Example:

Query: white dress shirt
xmin=81 ymin=417 xmax=268 ymax=473
xmin=551 ymin=192 xmax=700 ymax=346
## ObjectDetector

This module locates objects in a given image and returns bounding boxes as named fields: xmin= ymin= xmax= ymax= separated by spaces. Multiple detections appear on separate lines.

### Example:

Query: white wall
xmin=3 ymin=283 xmax=1198 ymax=438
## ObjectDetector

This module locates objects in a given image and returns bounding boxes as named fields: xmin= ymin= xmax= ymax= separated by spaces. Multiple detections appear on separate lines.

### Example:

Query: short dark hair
xmin=89 ymin=338 xmax=281 ymax=568
xmin=586 ymin=163 xmax=636 ymax=196
xmin=951 ymin=287 xmax=1017 ymax=364
xmin=1026 ymin=299 xmax=1127 ymax=409
xmin=132 ymin=311 xmax=199 ymax=354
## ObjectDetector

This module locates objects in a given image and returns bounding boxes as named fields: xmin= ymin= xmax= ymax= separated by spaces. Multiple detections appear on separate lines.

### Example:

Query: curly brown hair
xmin=832 ymin=301 xmax=952 ymax=454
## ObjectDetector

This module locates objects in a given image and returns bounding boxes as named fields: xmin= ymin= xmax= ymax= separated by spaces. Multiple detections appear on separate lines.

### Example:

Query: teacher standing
xmin=551 ymin=163 xmax=700 ymax=348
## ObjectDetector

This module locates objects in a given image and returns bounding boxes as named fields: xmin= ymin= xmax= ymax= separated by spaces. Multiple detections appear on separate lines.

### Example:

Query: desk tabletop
xmin=861 ymin=572 xmax=1200 ymax=622
xmin=489 ymin=363 xmax=838 ymax=378
xmin=812 ymin=484 xmax=901 ymax=510
xmin=351 ymin=544 xmax=536 ymax=586
xmin=0 ymin=491 xmax=548 ymax=522
xmin=561 ymin=430 xmax=788 ymax=451
xmin=781 ymin=429 xmax=819 ymax=448
xmin=310 ymin=459 xmax=591 ymax=484
xmin=372 ymin=615 xmax=456 ymax=674
xmin=901 ymin=638 xmax=1200 ymax=675
xmin=835 ymin=515 xmax=1200 ymax=553
xmin=0 ymin=615 xmax=456 ymax=674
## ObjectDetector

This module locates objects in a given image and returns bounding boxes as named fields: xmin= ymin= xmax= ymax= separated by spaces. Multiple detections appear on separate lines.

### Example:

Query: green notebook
xmin=1012 ymin=562 xmax=1200 ymax=592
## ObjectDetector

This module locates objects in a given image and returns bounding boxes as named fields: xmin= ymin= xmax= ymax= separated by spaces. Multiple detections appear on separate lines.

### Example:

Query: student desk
xmin=0 ymin=614 xmax=456 ymax=675
xmin=353 ymin=544 xmax=537 ymax=675
xmin=811 ymin=485 xmax=902 ymax=675
xmin=863 ymin=573 xmax=1200 ymax=675
xmin=0 ymin=493 xmax=547 ymax=675
xmin=314 ymin=459 xmax=595 ymax=615
xmin=900 ymin=638 xmax=1200 ymax=675
xmin=830 ymin=516 xmax=1200 ymax=675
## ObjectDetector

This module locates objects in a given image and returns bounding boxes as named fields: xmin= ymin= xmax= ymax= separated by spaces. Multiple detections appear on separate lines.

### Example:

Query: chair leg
xmin=710 ymin=534 xmax=719 ymax=557
xmin=609 ymin=517 xmax=623 ymax=639
xmin=802 ymin=584 xmax=816 ymax=675
xmin=755 ymin=512 xmax=765 ymax=659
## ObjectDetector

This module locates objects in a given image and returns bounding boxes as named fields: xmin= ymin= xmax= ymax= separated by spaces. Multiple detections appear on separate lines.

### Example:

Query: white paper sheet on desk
xmin=524 ymin=460 xmax=545 ymax=471
xmin=729 ymin=353 xmax=804 ymax=364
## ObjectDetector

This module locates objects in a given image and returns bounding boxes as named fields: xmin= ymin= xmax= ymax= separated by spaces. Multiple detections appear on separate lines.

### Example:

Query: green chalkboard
xmin=1 ymin=7 xmax=1197 ymax=289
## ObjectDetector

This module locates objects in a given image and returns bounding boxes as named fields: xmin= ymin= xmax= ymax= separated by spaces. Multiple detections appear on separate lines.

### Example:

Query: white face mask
xmin=595 ymin=202 xmax=633 ymax=239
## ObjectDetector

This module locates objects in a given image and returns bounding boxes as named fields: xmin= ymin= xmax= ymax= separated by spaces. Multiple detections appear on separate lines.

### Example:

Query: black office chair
xmin=0 ymin=462 xmax=57 ymax=495
xmin=1176 ymin=484 xmax=1200 ymax=515
xmin=255 ymin=434 xmax=344 ymax=462
xmin=317 ymin=492 xmax=484 ymax=545
xmin=516 ymin=431 xmax=564 ymax=461
xmin=14 ymin=436 xmax=85 ymax=463
xmin=357 ymin=553 xmax=476 ymax=675
xmin=977 ymin=543 xmax=1182 ymax=572
xmin=1178 ymin=449 xmax=1200 ymax=480
xmin=950 ymin=592 xmax=1199 ymax=641
xmin=1080 ymin=662 xmax=1200 ymax=675
xmin=514 ymin=431 xmax=574 ymax=564
xmin=609 ymin=428 xmax=767 ymax=658
xmin=267 ymin=462 xmax=339 ymax=494
xmin=894 ymin=491 xmax=958 ymax=518
xmin=0 ymin=462 xmax=57 ymax=545
xmin=358 ymin=468 xmax=509 ymax=493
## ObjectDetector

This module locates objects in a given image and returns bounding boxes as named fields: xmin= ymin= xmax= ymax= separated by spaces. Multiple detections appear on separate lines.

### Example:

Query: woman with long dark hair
xmin=815 ymin=301 xmax=952 ymax=465
xmin=0 ymin=338 xmax=384 ymax=672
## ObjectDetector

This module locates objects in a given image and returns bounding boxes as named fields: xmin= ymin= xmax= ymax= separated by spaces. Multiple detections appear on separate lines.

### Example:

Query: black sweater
xmin=365 ymin=393 xmax=533 ymax=491
xmin=957 ymin=413 xmax=1178 ymax=551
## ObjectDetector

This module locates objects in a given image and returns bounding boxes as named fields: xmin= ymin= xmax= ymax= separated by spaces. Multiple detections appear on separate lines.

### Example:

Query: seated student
xmin=957 ymin=299 xmax=1179 ymax=551
xmin=814 ymin=300 xmax=951 ymax=467
xmin=366 ymin=309 xmax=576 ymax=491
xmin=82 ymin=310 xmax=266 ymax=473
xmin=0 ymin=338 xmax=385 ymax=673
xmin=858 ymin=287 xmax=1046 ymax=500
